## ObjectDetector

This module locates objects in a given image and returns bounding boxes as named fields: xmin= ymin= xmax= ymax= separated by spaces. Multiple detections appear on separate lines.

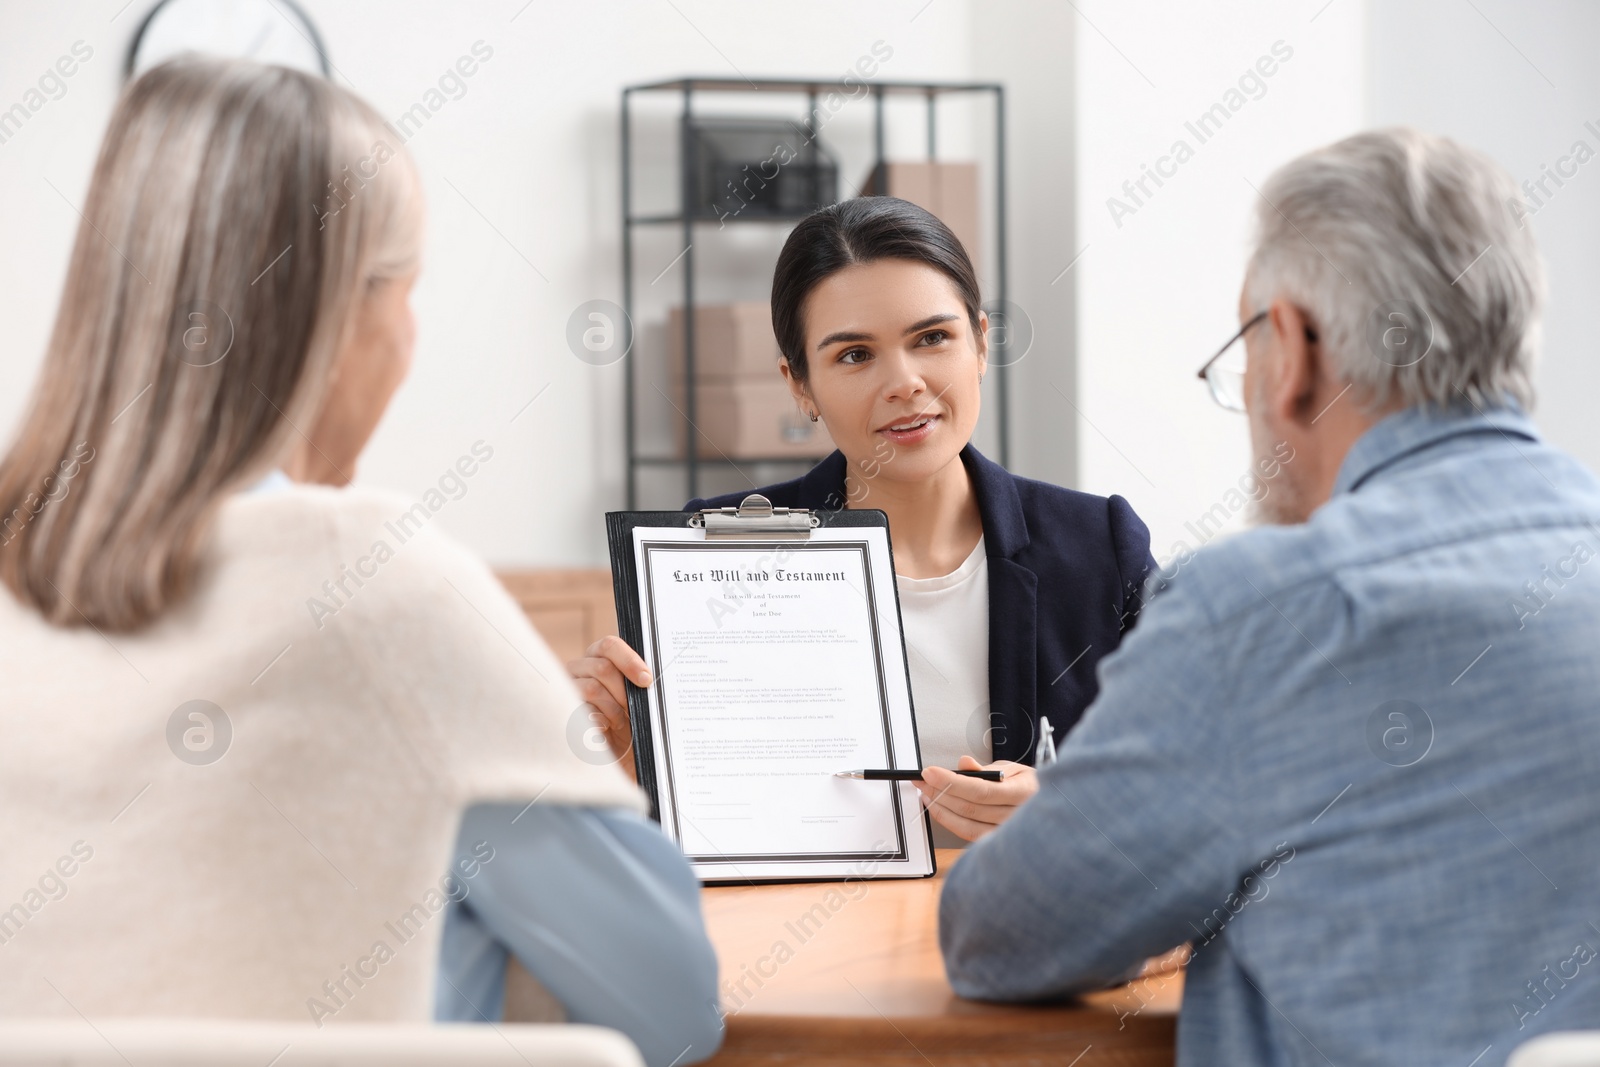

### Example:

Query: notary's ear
xmin=973 ymin=308 xmax=989 ymax=375
xmin=779 ymin=359 xmax=816 ymax=418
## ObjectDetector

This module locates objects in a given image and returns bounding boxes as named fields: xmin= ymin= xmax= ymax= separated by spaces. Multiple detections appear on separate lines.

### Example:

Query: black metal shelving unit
xmin=620 ymin=76 xmax=1009 ymax=508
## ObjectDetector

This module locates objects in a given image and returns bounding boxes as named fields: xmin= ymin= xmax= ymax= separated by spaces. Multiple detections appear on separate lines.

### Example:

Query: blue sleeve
xmin=435 ymin=803 xmax=724 ymax=1066
xmin=938 ymin=574 xmax=1250 ymax=1000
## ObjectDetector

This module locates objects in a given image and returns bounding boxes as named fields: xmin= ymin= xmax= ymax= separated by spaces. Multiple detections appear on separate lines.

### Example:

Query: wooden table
xmin=700 ymin=849 xmax=1180 ymax=1066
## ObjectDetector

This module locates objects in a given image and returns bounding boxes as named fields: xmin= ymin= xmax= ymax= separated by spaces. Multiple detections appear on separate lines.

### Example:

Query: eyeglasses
xmin=1196 ymin=310 xmax=1267 ymax=413
xmin=1195 ymin=310 xmax=1318 ymax=413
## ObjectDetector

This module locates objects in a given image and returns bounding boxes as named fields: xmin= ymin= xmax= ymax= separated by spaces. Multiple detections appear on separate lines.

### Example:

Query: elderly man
xmin=939 ymin=127 xmax=1600 ymax=1064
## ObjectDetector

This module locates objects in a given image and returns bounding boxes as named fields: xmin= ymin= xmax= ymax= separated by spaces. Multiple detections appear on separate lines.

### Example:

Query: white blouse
xmin=895 ymin=536 xmax=991 ymax=849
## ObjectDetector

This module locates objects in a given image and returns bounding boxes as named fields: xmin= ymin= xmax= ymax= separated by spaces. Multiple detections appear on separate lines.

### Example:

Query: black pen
xmin=834 ymin=769 xmax=1004 ymax=782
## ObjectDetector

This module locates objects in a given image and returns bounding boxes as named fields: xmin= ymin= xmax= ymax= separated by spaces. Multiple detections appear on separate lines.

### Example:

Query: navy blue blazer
xmin=686 ymin=444 xmax=1156 ymax=764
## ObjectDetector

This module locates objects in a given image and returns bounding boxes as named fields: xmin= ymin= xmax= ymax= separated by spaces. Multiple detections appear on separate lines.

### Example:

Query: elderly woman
xmin=0 ymin=58 xmax=719 ymax=1066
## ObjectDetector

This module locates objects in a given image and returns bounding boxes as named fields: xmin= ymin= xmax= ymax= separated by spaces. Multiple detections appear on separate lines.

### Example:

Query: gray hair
xmin=1245 ymin=127 xmax=1544 ymax=411
xmin=0 ymin=58 xmax=422 ymax=631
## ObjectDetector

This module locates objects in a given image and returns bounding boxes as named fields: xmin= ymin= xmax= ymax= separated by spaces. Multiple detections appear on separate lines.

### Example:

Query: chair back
xmin=0 ymin=1020 xmax=644 ymax=1067
xmin=1510 ymin=1032 xmax=1600 ymax=1067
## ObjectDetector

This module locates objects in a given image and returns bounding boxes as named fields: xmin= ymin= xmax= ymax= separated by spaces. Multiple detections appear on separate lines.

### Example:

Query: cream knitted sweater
xmin=0 ymin=484 xmax=643 ymax=1021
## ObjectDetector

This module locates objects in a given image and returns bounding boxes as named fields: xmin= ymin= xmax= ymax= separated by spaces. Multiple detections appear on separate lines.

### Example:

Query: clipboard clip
xmin=692 ymin=494 xmax=819 ymax=540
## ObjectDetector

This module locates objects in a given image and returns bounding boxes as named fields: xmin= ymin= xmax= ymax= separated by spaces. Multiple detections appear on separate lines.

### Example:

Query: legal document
xmin=626 ymin=524 xmax=933 ymax=881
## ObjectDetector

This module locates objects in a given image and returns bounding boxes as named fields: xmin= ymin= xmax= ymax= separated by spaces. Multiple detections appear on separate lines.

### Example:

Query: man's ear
xmin=778 ymin=360 xmax=813 ymax=414
xmin=1266 ymin=298 xmax=1319 ymax=426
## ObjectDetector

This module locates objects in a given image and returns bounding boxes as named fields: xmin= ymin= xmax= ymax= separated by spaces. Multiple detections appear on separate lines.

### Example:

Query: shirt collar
xmin=1332 ymin=401 xmax=1540 ymax=497
xmin=245 ymin=468 xmax=295 ymax=495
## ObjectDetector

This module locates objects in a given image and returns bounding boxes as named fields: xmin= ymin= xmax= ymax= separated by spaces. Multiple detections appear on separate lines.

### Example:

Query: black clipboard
xmin=605 ymin=495 xmax=934 ymax=883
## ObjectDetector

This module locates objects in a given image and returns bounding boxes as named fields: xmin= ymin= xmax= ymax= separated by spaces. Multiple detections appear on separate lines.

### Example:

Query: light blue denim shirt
xmin=243 ymin=471 xmax=722 ymax=1065
xmin=940 ymin=405 xmax=1600 ymax=1065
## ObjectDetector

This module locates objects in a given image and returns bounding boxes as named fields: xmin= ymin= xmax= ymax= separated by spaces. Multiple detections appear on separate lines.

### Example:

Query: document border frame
xmin=639 ymin=538 xmax=909 ymax=865
xmin=605 ymin=507 xmax=936 ymax=884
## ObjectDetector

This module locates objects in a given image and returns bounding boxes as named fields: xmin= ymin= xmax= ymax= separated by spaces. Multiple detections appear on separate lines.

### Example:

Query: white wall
xmin=1072 ymin=0 xmax=1367 ymax=562
xmin=972 ymin=0 xmax=1078 ymax=490
xmin=1367 ymin=0 xmax=1600 ymax=476
xmin=0 ymin=0 xmax=980 ymax=568
xmin=8 ymin=2 xmax=1584 ymax=572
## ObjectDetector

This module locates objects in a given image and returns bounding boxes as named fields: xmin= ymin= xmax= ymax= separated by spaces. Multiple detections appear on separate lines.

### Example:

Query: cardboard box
xmin=672 ymin=377 xmax=834 ymax=460
xmin=668 ymin=302 xmax=784 ymax=381
xmin=861 ymin=161 xmax=981 ymax=270
xmin=664 ymin=301 xmax=833 ymax=459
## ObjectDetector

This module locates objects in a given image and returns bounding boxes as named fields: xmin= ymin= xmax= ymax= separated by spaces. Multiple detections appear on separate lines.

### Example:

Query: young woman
xmin=572 ymin=197 xmax=1155 ymax=847
xmin=0 ymin=58 xmax=720 ymax=1066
